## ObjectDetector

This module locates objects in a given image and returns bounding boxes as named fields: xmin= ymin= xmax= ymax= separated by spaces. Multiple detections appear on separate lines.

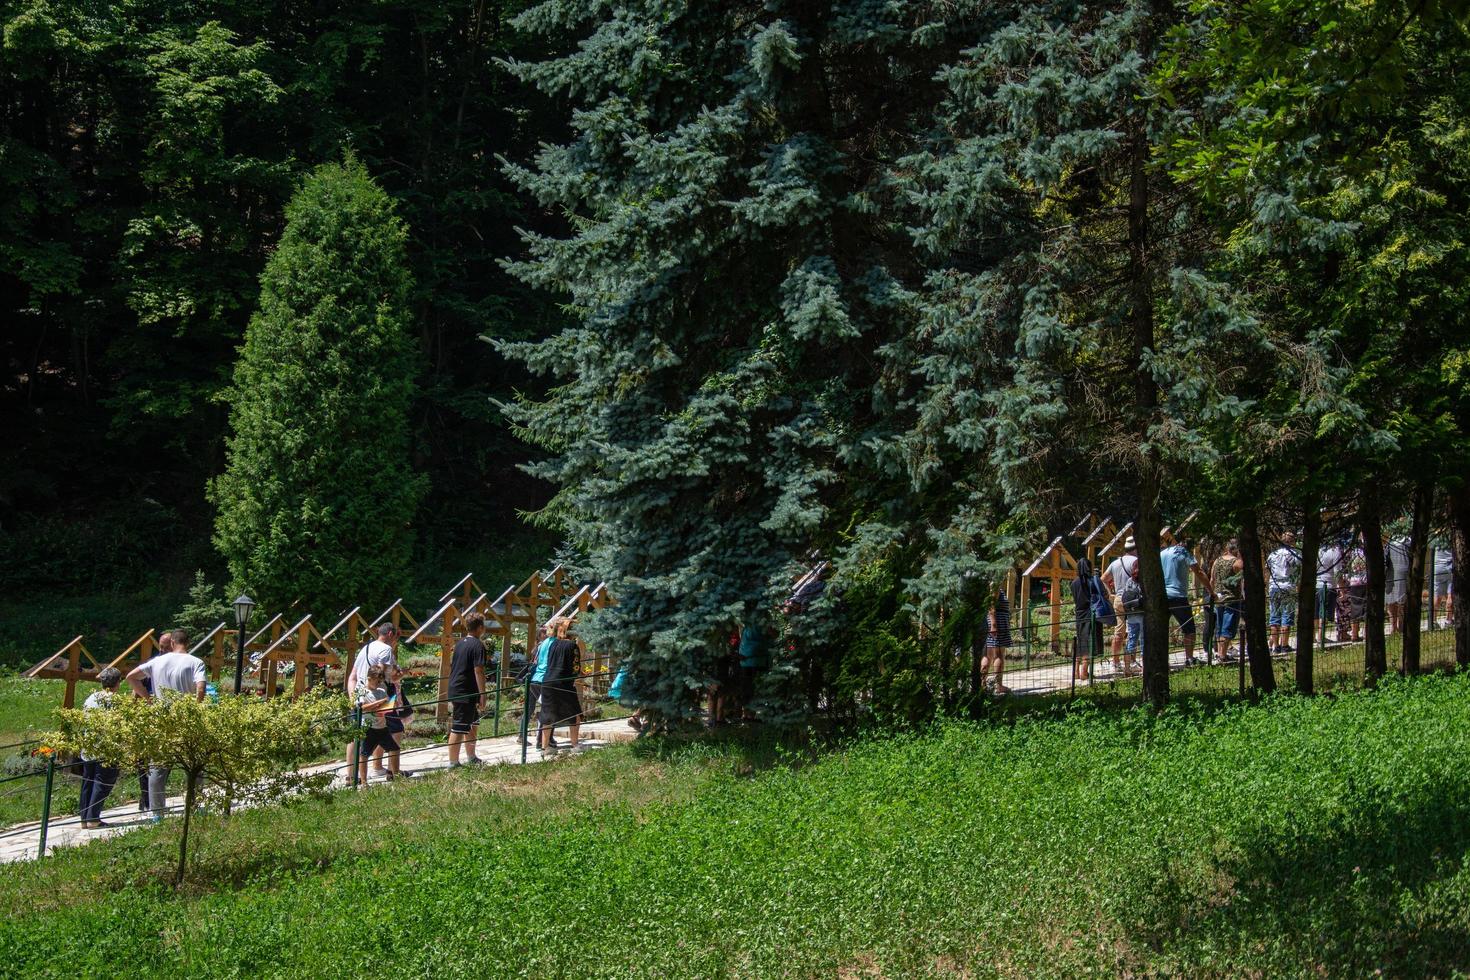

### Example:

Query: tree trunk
xmin=1453 ymin=491 xmax=1470 ymax=669
xmin=1295 ymin=502 xmax=1321 ymax=694
xmin=1125 ymin=110 xmax=1169 ymax=710
xmin=175 ymin=772 xmax=198 ymax=889
xmin=1239 ymin=512 xmax=1276 ymax=693
xmin=1361 ymin=491 xmax=1388 ymax=682
xmin=1136 ymin=478 xmax=1171 ymax=708
xmin=1401 ymin=482 xmax=1432 ymax=675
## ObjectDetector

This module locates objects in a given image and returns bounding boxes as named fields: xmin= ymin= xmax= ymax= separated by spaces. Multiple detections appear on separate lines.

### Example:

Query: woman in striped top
xmin=981 ymin=585 xmax=1012 ymax=695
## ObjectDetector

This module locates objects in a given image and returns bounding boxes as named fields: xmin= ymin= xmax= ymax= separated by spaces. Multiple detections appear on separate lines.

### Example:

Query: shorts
xmin=359 ymin=726 xmax=397 ymax=754
xmin=1216 ymin=601 xmax=1241 ymax=640
xmin=385 ymin=683 xmax=405 ymax=734
xmin=449 ymin=695 xmax=480 ymax=734
xmin=1435 ymin=572 xmax=1452 ymax=598
xmin=711 ymin=655 xmax=733 ymax=688
xmin=1124 ymin=616 xmax=1143 ymax=654
xmin=733 ymin=665 xmax=758 ymax=705
xmin=1268 ymin=588 xmax=1296 ymax=627
xmin=1386 ymin=578 xmax=1408 ymax=606
xmin=1166 ymin=596 xmax=1196 ymax=637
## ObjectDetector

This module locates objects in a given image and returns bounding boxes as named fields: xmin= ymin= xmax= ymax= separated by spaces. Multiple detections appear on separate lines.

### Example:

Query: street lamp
xmin=232 ymin=594 xmax=256 ymax=694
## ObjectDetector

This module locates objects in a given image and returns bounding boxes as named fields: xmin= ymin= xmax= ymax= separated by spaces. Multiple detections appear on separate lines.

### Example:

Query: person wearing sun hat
xmin=1101 ymin=535 xmax=1145 ymax=676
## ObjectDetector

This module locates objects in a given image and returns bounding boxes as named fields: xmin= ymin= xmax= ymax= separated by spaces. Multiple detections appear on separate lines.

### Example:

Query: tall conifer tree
xmin=211 ymin=158 xmax=425 ymax=614
xmin=500 ymin=2 xmax=983 ymax=718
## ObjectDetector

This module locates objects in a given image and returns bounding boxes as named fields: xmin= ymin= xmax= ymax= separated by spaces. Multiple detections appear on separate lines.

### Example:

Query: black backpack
xmin=1119 ymin=560 xmax=1145 ymax=613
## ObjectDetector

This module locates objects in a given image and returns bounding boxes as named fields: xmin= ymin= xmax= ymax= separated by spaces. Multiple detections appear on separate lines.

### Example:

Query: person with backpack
xmin=1211 ymin=539 xmax=1245 ymax=662
xmin=1102 ymin=536 xmax=1144 ymax=677
xmin=345 ymin=623 xmax=412 ymax=779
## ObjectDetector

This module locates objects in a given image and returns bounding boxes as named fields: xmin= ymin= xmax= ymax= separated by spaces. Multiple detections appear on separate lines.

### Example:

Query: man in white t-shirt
xmin=1266 ymin=532 xmax=1301 ymax=653
xmin=346 ymin=622 xmax=399 ymax=690
xmin=1101 ymin=537 xmax=1143 ymax=677
xmin=1385 ymin=536 xmax=1411 ymax=634
xmin=344 ymin=623 xmax=402 ymax=779
xmin=126 ymin=629 xmax=207 ymax=820
xmin=1434 ymin=547 xmax=1454 ymax=627
xmin=1317 ymin=541 xmax=1343 ymax=641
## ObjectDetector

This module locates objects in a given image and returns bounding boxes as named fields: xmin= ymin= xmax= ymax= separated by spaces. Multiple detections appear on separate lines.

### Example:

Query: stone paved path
xmin=995 ymin=645 xmax=1232 ymax=695
xmin=0 ymin=716 xmax=636 ymax=864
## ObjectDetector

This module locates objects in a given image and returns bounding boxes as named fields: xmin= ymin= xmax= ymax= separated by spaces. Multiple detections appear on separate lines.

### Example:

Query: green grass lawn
xmin=2 ymin=672 xmax=1470 ymax=976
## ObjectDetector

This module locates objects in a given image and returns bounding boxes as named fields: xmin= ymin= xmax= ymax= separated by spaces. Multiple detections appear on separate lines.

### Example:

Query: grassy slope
xmin=3 ymin=674 xmax=1470 ymax=977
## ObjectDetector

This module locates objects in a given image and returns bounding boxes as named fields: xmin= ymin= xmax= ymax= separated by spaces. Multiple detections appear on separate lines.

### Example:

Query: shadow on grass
xmin=625 ymin=721 xmax=826 ymax=778
xmin=1133 ymin=778 xmax=1470 ymax=973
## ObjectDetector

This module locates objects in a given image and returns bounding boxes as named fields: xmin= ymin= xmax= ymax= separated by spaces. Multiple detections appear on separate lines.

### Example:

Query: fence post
xmin=1087 ymin=607 xmax=1096 ymax=688
xmin=1238 ymin=632 xmax=1246 ymax=696
xmin=521 ymin=674 xmax=532 ymax=765
xmin=351 ymin=706 xmax=362 ymax=790
xmin=1023 ymin=597 xmax=1032 ymax=670
xmin=493 ymin=673 xmax=502 ymax=738
xmin=37 ymin=754 xmax=56 ymax=859
xmin=1069 ymin=626 xmax=1077 ymax=699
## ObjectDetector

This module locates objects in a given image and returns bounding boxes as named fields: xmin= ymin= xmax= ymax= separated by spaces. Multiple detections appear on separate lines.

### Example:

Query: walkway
xmin=0 ymin=716 xmax=635 ymax=864
xmin=998 ymin=645 xmax=1243 ymax=695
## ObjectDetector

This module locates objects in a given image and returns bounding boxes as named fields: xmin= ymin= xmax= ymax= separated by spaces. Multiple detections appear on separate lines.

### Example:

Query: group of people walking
xmin=977 ymin=528 xmax=1456 ymax=693
xmin=75 ymin=628 xmax=210 ymax=829
xmin=69 ymin=612 xmax=591 ymax=830
xmin=345 ymin=613 xmax=587 ymax=783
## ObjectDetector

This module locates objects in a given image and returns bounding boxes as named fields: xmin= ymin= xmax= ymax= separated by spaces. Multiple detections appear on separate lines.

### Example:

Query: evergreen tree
xmin=210 ymin=157 xmax=426 ymax=615
xmin=500 ymin=2 xmax=979 ymax=720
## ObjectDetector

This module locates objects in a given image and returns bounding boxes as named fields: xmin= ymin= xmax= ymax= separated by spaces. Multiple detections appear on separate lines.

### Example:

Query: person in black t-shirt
xmin=447 ymin=614 xmax=487 ymax=767
xmin=538 ymin=617 xmax=583 ymax=754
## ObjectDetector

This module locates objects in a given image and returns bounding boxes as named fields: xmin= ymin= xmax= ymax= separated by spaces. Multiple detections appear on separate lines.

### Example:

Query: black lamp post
xmin=232 ymin=593 xmax=255 ymax=694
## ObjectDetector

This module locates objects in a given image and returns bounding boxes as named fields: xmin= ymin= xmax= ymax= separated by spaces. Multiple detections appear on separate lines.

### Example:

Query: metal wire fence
xmin=0 ymin=664 xmax=625 ymax=860
xmin=995 ymin=583 xmax=1458 ymax=702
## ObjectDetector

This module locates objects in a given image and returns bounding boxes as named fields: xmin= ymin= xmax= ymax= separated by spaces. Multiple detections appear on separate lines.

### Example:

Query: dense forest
xmin=1 ymin=0 xmax=563 ymax=600
xmin=4 ymin=0 xmax=1470 ymax=715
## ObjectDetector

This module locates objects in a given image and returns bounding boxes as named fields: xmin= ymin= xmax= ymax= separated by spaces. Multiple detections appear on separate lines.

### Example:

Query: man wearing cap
xmin=1102 ymin=536 xmax=1144 ymax=677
